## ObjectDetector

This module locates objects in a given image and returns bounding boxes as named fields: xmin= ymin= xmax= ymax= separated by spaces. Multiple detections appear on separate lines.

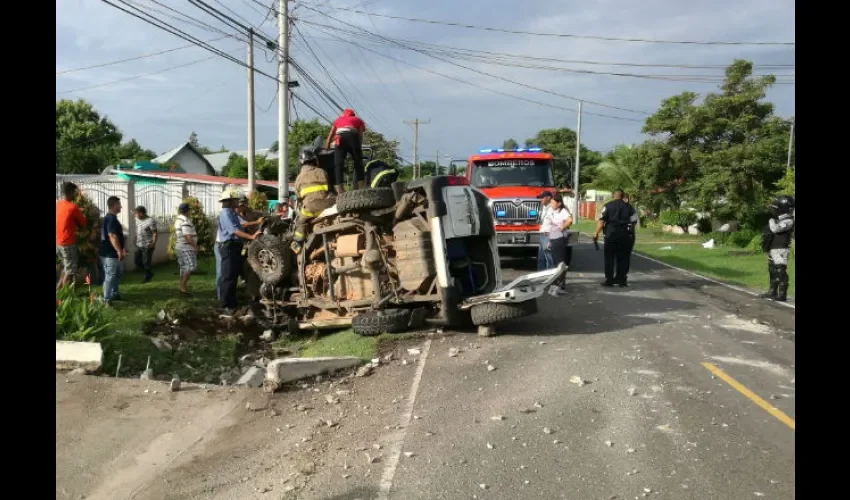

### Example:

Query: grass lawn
xmin=63 ymin=256 xmax=401 ymax=380
xmin=572 ymin=219 xmax=795 ymax=298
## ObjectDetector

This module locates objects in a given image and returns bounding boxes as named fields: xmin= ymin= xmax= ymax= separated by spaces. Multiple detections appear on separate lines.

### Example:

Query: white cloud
xmin=55 ymin=0 xmax=795 ymax=157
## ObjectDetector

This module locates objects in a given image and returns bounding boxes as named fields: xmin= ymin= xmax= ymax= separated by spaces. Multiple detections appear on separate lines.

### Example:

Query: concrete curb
xmin=264 ymin=356 xmax=361 ymax=392
xmin=56 ymin=341 xmax=104 ymax=371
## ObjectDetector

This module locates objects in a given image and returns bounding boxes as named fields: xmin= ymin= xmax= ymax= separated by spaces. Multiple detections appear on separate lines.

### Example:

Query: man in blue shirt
xmin=99 ymin=196 xmax=128 ymax=304
xmin=217 ymin=189 xmax=260 ymax=314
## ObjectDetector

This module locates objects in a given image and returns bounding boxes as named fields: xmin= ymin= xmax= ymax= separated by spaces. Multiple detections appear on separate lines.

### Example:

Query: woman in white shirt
xmin=544 ymin=194 xmax=573 ymax=294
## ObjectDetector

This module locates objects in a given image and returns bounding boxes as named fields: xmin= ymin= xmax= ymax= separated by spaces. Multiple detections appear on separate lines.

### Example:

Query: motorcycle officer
xmin=759 ymin=195 xmax=795 ymax=302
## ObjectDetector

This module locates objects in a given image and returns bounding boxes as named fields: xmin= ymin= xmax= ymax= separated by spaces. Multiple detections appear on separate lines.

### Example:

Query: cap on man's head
xmin=343 ymin=108 xmax=355 ymax=116
xmin=537 ymin=191 xmax=554 ymax=199
xmin=178 ymin=203 xmax=190 ymax=213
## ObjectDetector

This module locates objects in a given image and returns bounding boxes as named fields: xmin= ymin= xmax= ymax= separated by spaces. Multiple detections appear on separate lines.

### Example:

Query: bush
xmin=168 ymin=196 xmax=214 ymax=259
xmin=659 ymin=209 xmax=697 ymax=233
xmin=728 ymin=228 xmax=758 ymax=248
xmin=695 ymin=217 xmax=713 ymax=234
xmin=70 ymin=192 xmax=102 ymax=272
xmin=746 ymin=234 xmax=764 ymax=253
xmin=56 ymin=284 xmax=111 ymax=341
xmin=248 ymin=190 xmax=269 ymax=212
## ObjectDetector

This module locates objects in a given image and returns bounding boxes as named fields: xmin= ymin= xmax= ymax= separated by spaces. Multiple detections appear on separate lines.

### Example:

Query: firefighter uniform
xmin=364 ymin=159 xmax=399 ymax=188
xmin=292 ymin=146 xmax=336 ymax=252
xmin=760 ymin=195 xmax=795 ymax=302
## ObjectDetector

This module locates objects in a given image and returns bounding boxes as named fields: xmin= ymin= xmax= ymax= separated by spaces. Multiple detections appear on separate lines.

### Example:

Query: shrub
xmin=70 ymin=192 xmax=102 ymax=272
xmin=705 ymin=231 xmax=730 ymax=245
xmin=248 ymin=190 xmax=269 ymax=212
xmin=56 ymin=284 xmax=111 ymax=341
xmin=659 ymin=209 xmax=697 ymax=233
xmin=168 ymin=196 xmax=214 ymax=259
xmin=728 ymin=228 xmax=759 ymax=248
xmin=746 ymin=234 xmax=764 ymax=253
xmin=695 ymin=217 xmax=713 ymax=234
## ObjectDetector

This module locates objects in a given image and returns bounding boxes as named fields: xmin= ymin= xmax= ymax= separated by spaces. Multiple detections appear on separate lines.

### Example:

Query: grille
xmin=492 ymin=199 xmax=541 ymax=222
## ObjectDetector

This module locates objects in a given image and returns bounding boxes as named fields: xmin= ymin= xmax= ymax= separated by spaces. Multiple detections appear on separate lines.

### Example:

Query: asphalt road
xmin=56 ymin=242 xmax=795 ymax=500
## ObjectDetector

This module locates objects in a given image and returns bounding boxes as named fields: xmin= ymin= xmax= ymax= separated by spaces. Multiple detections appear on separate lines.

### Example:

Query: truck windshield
xmin=470 ymin=159 xmax=555 ymax=188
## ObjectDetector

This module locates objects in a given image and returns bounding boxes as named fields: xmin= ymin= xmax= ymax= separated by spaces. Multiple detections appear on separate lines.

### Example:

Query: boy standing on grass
xmin=174 ymin=203 xmax=199 ymax=295
xmin=134 ymin=206 xmax=158 ymax=283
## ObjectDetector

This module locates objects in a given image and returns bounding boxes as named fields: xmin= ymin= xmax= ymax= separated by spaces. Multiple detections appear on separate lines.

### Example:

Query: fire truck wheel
xmin=470 ymin=300 xmax=538 ymax=326
xmin=336 ymin=187 xmax=396 ymax=213
xmin=352 ymin=309 xmax=412 ymax=336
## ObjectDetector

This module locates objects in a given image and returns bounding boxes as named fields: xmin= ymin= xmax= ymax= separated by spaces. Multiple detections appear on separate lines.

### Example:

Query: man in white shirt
xmin=174 ymin=203 xmax=199 ymax=295
xmin=536 ymin=191 xmax=554 ymax=270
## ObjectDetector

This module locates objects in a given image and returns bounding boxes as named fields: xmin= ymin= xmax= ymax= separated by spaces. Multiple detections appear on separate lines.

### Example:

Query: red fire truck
xmin=450 ymin=147 xmax=557 ymax=260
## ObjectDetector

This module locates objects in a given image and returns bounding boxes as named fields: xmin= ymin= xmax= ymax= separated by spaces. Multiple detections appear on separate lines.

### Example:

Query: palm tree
xmin=584 ymin=144 xmax=641 ymax=202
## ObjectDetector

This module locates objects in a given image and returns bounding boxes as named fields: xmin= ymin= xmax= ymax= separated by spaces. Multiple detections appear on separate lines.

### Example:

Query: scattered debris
xmin=403 ymin=452 xmax=414 ymax=458
xmin=769 ymin=394 xmax=779 ymax=400
xmin=355 ymin=366 xmax=373 ymax=378
xmin=543 ymin=427 xmax=553 ymax=435
xmin=533 ymin=401 xmax=544 ymax=408
xmin=519 ymin=408 xmax=537 ymax=414
xmin=491 ymin=415 xmax=506 ymax=421
xmin=570 ymin=376 xmax=586 ymax=387
xmin=627 ymin=448 xmax=636 ymax=454
xmin=448 ymin=347 xmax=460 ymax=357
xmin=479 ymin=484 xmax=488 ymax=490
xmin=753 ymin=493 xmax=765 ymax=498
xmin=487 ymin=364 xmax=497 ymax=372
xmin=149 ymin=337 xmax=172 ymax=352
xmin=486 ymin=442 xmax=494 ymax=450
xmin=628 ymin=387 xmax=638 ymax=396
xmin=539 ymin=341 xmax=547 ymax=345
xmin=407 ymin=348 xmax=422 ymax=356
xmin=260 ymin=329 xmax=276 ymax=342
xmin=235 ymin=366 xmax=265 ymax=388
xmin=383 ymin=353 xmax=394 ymax=362
xmin=325 ymin=394 xmax=340 ymax=404
xmin=605 ymin=440 xmax=614 ymax=447
xmin=69 ymin=367 xmax=87 ymax=376
xmin=169 ymin=376 xmax=181 ymax=392
xmin=401 ymin=359 xmax=409 ymax=366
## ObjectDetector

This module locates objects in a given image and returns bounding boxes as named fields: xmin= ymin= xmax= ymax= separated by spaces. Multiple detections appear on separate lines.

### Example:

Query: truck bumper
xmin=496 ymin=231 xmax=541 ymax=248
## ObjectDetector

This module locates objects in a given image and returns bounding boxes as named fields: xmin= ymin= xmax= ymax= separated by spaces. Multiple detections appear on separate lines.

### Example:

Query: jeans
xmin=214 ymin=242 xmax=223 ymax=300
xmin=134 ymin=247 xmax=154 ymax=278
xmin=538 ymin=235 xmax=554 ymax=271
xmin=100 ymin=257 xmax=123 ymax=300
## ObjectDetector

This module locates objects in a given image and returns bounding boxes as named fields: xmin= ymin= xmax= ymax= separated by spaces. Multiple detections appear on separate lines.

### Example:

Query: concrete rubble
xmin=56 ymin=341 xmax=103 ymax=372
xmin=236 ymin=366 xmax=266 ymax=388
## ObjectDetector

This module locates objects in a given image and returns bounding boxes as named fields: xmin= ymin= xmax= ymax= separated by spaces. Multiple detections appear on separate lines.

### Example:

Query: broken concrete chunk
xmin=264 ymin=356 xmax=362 ymax=392
xmin=235 ymin=366 xmax=265 ymax=388
xmin=487 ymin=364 xmax=496 ymax=372
xmin=491 ymin=415 xmax=506 ymax=421
xmin=448 ymin=347 xmax=460 ymax=358
xmin=543 ymin=427 xmax=553 ymax=435
xmin=355 ymin=365 xmax=373 ymax=378
xmin=325 ymin=394 xmax=340 ymax=404
xmin=150 ymin=337 xmax=172 ymax=352
xmin=260 ymin=329 xmax=276 ymax=342
xmin=628 ymin=387 xmax=638 ymax=396
xmin=156 ymin=309 xmax=167 ymax=321
xmin=403 ymin=452 xmax=414 ymax=458
xmin=605 ymin=440 xmax=614 ymax=447
xmin=569 ymin=376 xmax=586 ymax=387
xmin=56 ymin=341 xmax=103 ymax=372
xmin=69 ymin=367 xmax=87 ymax=376
xmin=407 ymin=348 xmax=421 ymax=356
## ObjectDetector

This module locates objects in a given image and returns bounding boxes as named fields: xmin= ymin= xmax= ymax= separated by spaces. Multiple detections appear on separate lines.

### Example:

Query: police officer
xmin=291 ymin=145 xmax=336 ymax=253
xmin=364 ymin=159 xmax=400 ymax=188
xmin=593 ymin=189 xmax=638 ymax=287
xmin=759 ymin=195 xmax=795 ymax=302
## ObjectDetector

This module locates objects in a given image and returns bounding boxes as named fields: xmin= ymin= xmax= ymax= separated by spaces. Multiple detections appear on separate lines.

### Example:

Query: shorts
xmin=176 ymin=249 xmax=198 ymax=274
xmin=56 ymin=245 xmax=78 ymax=276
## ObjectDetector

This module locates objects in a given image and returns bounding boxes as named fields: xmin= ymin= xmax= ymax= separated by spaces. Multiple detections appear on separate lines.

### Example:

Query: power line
xmin=56 ymin=34 xmax=229 ymax=75
xmin=300 ymin=12 xmax=653 ymax=115
xmin=325 ymin=7 xmax=795 ymax=46
xmin=305 ymin=23 xmax=644 ymax=123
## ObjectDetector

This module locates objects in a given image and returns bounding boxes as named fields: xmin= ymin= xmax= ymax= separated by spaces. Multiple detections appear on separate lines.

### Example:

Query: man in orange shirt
xmin=56 ymin=182 xmax=87 ymax=289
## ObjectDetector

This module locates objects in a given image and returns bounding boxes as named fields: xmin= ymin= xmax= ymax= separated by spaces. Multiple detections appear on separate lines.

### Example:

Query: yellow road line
xmin=701 ymin=362 xmax=795 ymax=430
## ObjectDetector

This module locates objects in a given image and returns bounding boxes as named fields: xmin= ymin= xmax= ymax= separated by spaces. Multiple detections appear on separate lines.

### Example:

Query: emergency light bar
xmin=479 ymin=147 xmax=543 ymax=153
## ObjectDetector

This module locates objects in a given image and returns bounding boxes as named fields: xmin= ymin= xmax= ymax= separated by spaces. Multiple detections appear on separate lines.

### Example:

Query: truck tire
xmin=247 ymin=235 xmax=292 ymax=284
xmin=470 ymin=300 xmax=538 ymax=326
xmin=352 ymin=309 xmax=412 ymax=336
xmin=336 ymin=187 xmax=396 ymax=213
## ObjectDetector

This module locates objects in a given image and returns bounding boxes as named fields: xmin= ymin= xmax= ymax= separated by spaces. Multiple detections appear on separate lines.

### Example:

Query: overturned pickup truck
xmin=246 ymin=175 xmax=566 ymax=336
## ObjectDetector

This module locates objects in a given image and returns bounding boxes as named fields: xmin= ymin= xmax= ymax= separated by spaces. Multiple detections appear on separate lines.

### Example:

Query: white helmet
xmin=219 ymin=187 xmax=240 ymax=202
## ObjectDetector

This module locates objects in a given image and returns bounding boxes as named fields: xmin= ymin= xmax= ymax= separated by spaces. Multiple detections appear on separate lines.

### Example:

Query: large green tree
xmin=641 ymin=59 xmax=792 ymax=226
xmin=524 ymin=127 xmax=602 ymax=189
xmin=502 ymin=138 xmax=519 ymax=150
xmin=56 ymin=99 xmax=156 ymax=174
xmin=222 ymin=153 xmax=277 ymax=181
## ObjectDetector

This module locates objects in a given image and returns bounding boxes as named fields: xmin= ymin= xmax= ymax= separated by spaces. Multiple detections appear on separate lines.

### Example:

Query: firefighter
xmin=325 ymin=108 xmax=366 ymax=193
xmin=364 ymin=159 xmax=400 ymax=188
xmin=291 ymin=145 xmax=336 ymax=253
xmin=759 ymin=195 xmax=795 ymax=302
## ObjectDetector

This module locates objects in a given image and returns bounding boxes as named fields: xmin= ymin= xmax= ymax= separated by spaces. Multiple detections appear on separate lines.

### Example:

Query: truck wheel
xmin=470 ymin=300 xmax=538 ymax=326
xmin=247 ymin=235 xmax=292 ymax=284
xmin=336 ymin=187 xmax=396 ymax=213
xmin=352 ymin=309 xmax=412 ymax=336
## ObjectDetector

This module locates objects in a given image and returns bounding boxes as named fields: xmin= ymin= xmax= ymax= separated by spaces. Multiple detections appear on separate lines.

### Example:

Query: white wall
xmin=173 ymin=149 xmax=211 ymax=175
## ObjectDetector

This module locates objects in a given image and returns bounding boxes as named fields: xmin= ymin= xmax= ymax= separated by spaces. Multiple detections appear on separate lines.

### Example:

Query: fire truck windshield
xmin=470 ymin=159 xmax=555 ymax=188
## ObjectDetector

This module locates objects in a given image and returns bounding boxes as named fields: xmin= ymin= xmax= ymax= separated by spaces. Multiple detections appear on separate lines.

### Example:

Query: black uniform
xmin=364 ymin=159 xmax=399 ymax=188
xmin=598 ymin=199 xmax=637 ymax=286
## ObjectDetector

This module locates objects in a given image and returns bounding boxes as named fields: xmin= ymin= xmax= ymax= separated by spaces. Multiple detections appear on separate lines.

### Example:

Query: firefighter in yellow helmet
xmin=291 ymin=145 xmax=336 ymax=253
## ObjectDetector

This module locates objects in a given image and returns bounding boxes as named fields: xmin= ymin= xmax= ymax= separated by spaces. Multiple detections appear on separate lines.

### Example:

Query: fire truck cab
xmin=451 ymin=148 xmax=557 ymax=260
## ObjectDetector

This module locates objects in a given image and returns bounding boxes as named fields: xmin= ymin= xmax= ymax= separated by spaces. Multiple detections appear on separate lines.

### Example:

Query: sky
xmin=56 ymin=0 xmax=795 ymax=164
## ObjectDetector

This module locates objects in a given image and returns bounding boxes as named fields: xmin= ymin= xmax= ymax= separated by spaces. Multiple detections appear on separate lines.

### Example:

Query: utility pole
xmin=404 ymin=118 xmax=429 ymax=178
xmin=436 ymin=150 xmax=439 ymax=176
xmin=786 ymin=116 xmax=795 ymax=170
xmin=278 ymin=0 xmax=290 ymax=201
xmin=573 ymin=101 xmax=583 ymax=220
xmin=246 ymin=28 xmax=256 ymax=193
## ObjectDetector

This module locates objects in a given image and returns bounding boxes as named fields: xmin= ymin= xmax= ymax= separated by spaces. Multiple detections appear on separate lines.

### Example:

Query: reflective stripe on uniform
xmin=300 ymin=208 xmax=319 ymax=217
xmin=299 ymin=184 xmax=328 ymax=197
xmin=294 ymin=231 xmax=304 ymax=238
xmin=370 ymin=168 xmax=396 ymax=188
